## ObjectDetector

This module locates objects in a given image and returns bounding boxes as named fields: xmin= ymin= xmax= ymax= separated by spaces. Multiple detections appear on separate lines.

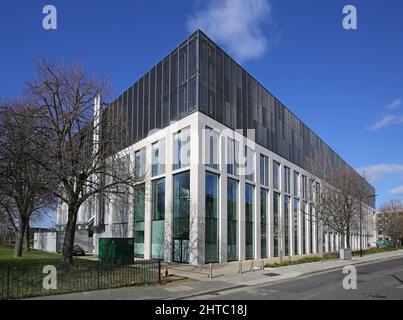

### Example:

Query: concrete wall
xmin=33 ymin=232 xmax=58 ymax=253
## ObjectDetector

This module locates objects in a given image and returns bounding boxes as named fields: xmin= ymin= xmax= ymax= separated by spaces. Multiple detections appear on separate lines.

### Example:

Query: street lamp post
xmin=360 ymin=194 xmax=378 ymax=257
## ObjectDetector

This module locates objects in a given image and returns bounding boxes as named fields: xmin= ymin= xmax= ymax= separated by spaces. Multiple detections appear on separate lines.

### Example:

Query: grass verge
xmin=265 ymin=247 xmax=403 ymax=268
xmin=0 ymin=247 xmax=159 ymax=300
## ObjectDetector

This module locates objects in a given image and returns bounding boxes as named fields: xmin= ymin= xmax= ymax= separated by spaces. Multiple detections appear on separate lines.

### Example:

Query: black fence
xmin=0 ymin=260 xmax=161 ymax=300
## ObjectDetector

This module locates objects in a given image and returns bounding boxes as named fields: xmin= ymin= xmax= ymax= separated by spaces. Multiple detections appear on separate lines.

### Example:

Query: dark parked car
xmin=73 ymin=245 xmax=86 ymax=256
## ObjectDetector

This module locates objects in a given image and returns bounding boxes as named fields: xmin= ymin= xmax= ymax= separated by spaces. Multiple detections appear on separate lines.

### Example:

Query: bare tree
xmin=0 ymin=100 xmax=55 ymax=257
xmin=305 ymin=155 xmax=372 ymax=250
xmin=378 ymin=200 xmax=403 ymax=249
xmin=25 ymin=59 xmax=143 ymax=267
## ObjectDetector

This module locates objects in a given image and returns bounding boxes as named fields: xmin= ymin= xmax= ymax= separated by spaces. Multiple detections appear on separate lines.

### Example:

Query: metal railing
xmin=0 ymin=259 xmax=161 ymax=300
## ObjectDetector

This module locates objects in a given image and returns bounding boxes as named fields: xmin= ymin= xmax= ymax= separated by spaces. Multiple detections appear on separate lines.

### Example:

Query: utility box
xmin=98 ymin=238 xmax=134 ymax=265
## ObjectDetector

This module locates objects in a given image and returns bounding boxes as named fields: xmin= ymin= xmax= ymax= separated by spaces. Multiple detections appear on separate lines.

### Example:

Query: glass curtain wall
xmin=273 ymin=192 xmax=280 ymax=257
xmin=205 ymin=127 xmax=219 ymax=169
xmin=273 ymin=161 xmax=280 ymax=190
xmin=134 ymin=184 xmax=145 ymax=257
xmin=174 ymin=128 xmax=190 ymax=170
xmin=293 ymin=198 xmax=299 ymax=255
xmin=152 ymin=139 xmax=166 ymax=177
xmin=227 ymin=179 xmax=238 ymax=261
xmin=260 ymin=155 xmax=269 ymax=187
xmin=284 ymin=196 xmax=290 ymax=256
xmin=152 ymin=179 xmax=165 ymax=260
xmin=261 ymin=189 xmax=268 ymax=258
xmin=173 ymin=171 xmax=190 ymax=263
xmin=205 ymin=172 xmax=219 ymax=263
xmin=245 ymin=184 xmax=254 ymax=260
xmin=302 ymin=201 xmax=308 ymax=254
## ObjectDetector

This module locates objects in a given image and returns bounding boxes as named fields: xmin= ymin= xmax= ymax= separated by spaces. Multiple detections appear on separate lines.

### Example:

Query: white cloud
xmin=187 ymin=0 xmax=273 ymax=63
xmin=370 ymin=114 xmax=403 ymax=131
xmin=358 ymin=164 xmax=403 ymax=183
xmin=389 ymin=185 xmax=403 ymax=196
xmin=386 ymin=99 xmax=401 ymax=110
xmin=371 ymin=114 xmax=398 ymax=131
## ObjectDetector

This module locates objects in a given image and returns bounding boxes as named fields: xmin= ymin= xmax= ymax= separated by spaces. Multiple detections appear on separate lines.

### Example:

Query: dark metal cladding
xmin=102 ymin=30 xmax=375 ymax=208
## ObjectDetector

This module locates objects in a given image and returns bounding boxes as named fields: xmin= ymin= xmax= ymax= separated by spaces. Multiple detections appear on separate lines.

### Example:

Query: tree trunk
xmin=14 ymin=218 xmax=27 ymax=257
xmin=24 ymin=224 xmax=30 ymax=252
xmin=345 ymin=225 xmax=351 ymax=249
xmin=61 ymin=205 xmax=79 ymax=267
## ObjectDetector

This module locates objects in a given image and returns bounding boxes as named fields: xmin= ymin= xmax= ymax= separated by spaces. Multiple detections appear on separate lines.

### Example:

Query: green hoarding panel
xmin=98 ymin=238 xmax=134 ymax=265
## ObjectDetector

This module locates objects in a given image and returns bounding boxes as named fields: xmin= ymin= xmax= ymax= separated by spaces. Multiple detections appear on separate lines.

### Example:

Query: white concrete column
xmin=144 ymin=144 xmax=153 ymax=260
xmin=189 ymin=115 xmax=205 ymax=265
xmin=164 ymin=130 xmax=174 ymax=263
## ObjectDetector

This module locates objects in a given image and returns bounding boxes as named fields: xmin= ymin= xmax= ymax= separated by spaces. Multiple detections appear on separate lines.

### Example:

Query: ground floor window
xmin=261 ymin=189 xmax=268 ymax=258
xmin=302 ymin=201 xmax=307 ymax=254
xmin=273 ymin=192 xmax=280 ymax=257
xmin=152 ymin=178 xmax=165 ymax=260
xmin=284 ymin=196 xmax=290 ymax=256
xmin=134 ymin=184 xmax=145 ymax=258
xmin=173 ymin=171 xmax=190 ymax=263
xmin=205 ymin=172 xmax=219 ymax=263
xmin=227 ymin=178 xmax=238 ymax=261
xmin=293 ymin=198 xmax=299 ymax=256
xmin=245 ymin=184 xmax=254 ymax=260
xmin=309 ymin=203 xmax=314 ymax=253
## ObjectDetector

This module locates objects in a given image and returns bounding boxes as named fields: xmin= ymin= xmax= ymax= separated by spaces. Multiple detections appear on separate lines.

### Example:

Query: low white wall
xmin=33 ymin=232 xmax=57 ymax=253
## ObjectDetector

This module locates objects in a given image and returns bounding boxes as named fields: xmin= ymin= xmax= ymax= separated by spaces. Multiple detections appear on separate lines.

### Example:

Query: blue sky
xmin=1 ymin=0 xmax=403 ymax=220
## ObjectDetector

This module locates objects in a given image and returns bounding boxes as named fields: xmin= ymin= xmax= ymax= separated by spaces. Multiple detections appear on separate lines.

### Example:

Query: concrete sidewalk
xmin=30 ymin=250 xmax=403 ymax=300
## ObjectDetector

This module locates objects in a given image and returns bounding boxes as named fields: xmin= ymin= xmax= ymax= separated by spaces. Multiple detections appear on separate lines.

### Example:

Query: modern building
xmin=56 ymin=30 xmax=376 ymax=265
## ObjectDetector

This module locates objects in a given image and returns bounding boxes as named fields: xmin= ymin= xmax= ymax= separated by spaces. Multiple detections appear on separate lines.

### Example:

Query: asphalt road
xmin=201 ymin=257 xmax=403 ymax=300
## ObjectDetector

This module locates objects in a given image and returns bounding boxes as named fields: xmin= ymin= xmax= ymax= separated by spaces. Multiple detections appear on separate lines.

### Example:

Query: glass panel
xmin=293 ymin=171 xmax=299 ymax=196
xmin=152 ymin=139 xmax=166 ymax=177
xmin=205 ymin=127 xmax=219 ymax=169
xmin=134 ymin=184 xmax=145 ymax=257
xmin=227 ymin=179 xmax=238 ymax=261
xmin=310 ymin=203 xmax=314 ymax=253
xmin=261 ymin=189 xmax=268 ymax=258
xmin=205 ymin=172 xmax=219 ymax=263
xmin=293 ymin=198 xmax=299 ymax=255
xmin=273 ymin=192 xmax=280 ymax=257
xmin=173 ymin=171 xmax=190 ymax=263
xmin=174 ymin=127 xmax=190 ymax=170
xmin=284 ymin=196 xmax=290 ymax=256
xmin=245 ymin=147 xmax=255 ymax=182
xmin=273 ymin=161 xmax=280 ymax=190
xmin=245 ymin=183 xmax=254 ymax=260
xmin=302 ymin=175 xmax=307 ymax=199
xmin=260 ymin=154 xmax=269 ymax=186
xmin=226 ymin=138 xmax=237 ymax=175
xmin=152 ymin=179 xmax=165 ymax=260
xmin=135 ymin=147 xmax=146 ymax=178
xmin=284 ymin=167 xmax=291 ymax=193
xmin=303 ymin=201 xmax=308 ymax=254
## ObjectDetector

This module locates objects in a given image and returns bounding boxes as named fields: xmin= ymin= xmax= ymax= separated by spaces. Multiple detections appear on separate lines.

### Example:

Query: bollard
xmin=251 ymin=260 xmax=254 ymax=272
xmin=261 ymin=258 xmax=265 ymax=270
xmin=239 ymin=260 xmax=242 ymax=275
xmin=208 ymin=263 xmax=212 ymax=280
